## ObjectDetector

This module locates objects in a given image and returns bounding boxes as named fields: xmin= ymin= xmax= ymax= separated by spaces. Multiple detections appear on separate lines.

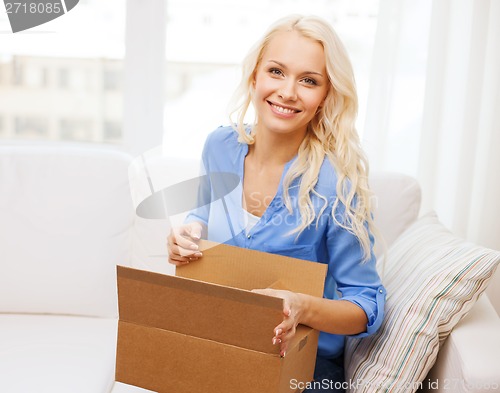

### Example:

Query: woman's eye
xmin=269 ymin=68 xmax=283 ymax=76
xmin=302 ymin=77 xmax=318 ymax=86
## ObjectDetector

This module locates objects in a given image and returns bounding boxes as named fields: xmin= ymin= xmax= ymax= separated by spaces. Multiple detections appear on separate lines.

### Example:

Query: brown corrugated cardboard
xmin=177 ymin=240 xmax=326 ymax=298
xmin=115 ymin=240 xmax=327 ymax=393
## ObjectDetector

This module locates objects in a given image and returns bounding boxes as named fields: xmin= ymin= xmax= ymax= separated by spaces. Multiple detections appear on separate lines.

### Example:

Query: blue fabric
xmin=186 ymin=126 xmax=386 ymax=358
xmin=303 ymin=355 xmax=346 ymax=393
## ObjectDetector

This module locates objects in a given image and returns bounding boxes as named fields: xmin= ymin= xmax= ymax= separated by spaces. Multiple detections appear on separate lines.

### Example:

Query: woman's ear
xmin=252 ymin=66 xmax=261 ymax=85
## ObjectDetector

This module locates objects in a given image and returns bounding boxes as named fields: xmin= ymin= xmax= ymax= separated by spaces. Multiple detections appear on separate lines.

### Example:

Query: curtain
xmin=363 ymin=0 xmax=500 ymax=249
xmin=364 ymin=0 xmax=500 ymax=309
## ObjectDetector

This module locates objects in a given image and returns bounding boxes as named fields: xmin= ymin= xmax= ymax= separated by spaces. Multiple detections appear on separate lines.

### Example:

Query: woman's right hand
xmin=167 ymin=221 xmax=204 ymax=266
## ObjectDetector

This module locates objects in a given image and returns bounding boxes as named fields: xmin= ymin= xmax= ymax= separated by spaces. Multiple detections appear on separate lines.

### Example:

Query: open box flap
xmin=177 ymin=240 xmax=327 ymax=297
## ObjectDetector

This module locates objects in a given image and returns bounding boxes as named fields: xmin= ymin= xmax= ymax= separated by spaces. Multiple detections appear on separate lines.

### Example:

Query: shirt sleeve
xmin=326 ymin=203 xmax=386 ymax=337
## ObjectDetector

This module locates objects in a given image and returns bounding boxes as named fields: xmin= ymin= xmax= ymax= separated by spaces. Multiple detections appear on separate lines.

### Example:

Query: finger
xmin=167 ymin=241 xmax=201 ymax=265
xmin=168 ymin=250 xmax=192 ymax=263
xmin=168 ymin=241 xmax=202 ymax=259
xmin=280 ymin=342 xmax=289 ymax=358
xmin=170 ymin=225 xmax=200 ymax=245
xmin=172 ymin=232 xmax=201 ymax=254
xmin=271 ymin=327 xmax=293 ymax=346
xmin=187 ymin=223 xmax=202 ymax=240
xmin=276 ymin=308 xmax=293 ymax=335
xmin=279 ymin=328 xmax=296 ymax=357
xmin=168 ymin=257 xmax=189 ymax=266
xmin=274 ymin=319 xmax=294 ymax=339
xmin=168 ymin=231 xmax=202 ymax=257
xmin=168 ymin=259 xmax=189 ymax=266
xmin=168 ymin=253 xmax=200 ymax=266
xmin=280 ymin=327 xmax=296 ymax=341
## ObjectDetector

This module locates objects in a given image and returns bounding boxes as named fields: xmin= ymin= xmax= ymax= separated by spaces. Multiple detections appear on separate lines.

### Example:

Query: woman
xmin=167 ymin=14 xmax=385 ymax=392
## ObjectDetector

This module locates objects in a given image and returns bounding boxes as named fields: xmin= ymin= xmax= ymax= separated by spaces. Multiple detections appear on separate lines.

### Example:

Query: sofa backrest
xmin=0 ymin=144 xmax=134 ymax=318
xmin=369 ymin=171 xmax=422 ymax=255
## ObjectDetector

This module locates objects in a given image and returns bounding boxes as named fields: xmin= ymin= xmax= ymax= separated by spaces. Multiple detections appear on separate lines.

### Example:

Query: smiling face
xmin=252 ymin=30 xmax=329 ymax=140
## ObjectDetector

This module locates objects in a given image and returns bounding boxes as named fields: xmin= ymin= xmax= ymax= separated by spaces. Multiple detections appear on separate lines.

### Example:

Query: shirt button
xmin=247 ymin=235 xmax=251 ymax=239
xmin=379 ymin=289 xmax=384 ymax=293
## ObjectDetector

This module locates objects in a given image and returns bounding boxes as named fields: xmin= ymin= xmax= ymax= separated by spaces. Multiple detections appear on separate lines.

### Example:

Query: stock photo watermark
xmin=290 ymin=378 xmax=499 ymax=391
xmin=4 ymin=0 xmax=79 ymax=33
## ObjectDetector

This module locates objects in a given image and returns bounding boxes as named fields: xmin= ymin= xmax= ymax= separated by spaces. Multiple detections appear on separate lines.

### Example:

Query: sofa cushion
xmin=344 ymin=211 xmax=500 ymax=393
xmin=0 ymin=145 xmax=134 ymax=317
xmin=0 ymin=314 xmax=117 ymax=393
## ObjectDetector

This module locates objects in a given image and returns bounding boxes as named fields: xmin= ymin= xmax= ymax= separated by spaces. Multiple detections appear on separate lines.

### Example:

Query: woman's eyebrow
xmin=267 ymin=60 xmax=324 ymax=77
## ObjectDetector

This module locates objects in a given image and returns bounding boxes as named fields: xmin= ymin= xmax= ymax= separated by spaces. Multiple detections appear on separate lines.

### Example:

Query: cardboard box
xmin=115 ymin=240 xmax=327 ymax=393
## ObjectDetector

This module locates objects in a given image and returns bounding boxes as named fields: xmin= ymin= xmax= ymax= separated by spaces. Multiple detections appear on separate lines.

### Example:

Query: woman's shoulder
xmin=201 ymin=125 xmax=244 ymax=168
xmin=205 ymin=125 xmax=239 ymax=147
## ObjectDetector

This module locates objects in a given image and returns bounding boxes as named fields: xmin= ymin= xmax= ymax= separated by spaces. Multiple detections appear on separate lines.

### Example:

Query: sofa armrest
xmin=422 ymin=295 xmax=500 ymax=393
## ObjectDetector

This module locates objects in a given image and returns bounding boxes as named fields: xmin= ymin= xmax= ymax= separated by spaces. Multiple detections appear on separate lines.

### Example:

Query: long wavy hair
xmin=229 ymin=14 xmax=377 ymax=261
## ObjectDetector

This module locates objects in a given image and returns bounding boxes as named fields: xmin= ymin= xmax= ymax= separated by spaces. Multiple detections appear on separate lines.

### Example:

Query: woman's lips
xmin=267 ymin=101 xmax=301 ymax=115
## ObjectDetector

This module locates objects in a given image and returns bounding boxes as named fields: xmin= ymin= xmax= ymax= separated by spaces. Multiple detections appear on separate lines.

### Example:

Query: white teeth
xmin=271 ymin=103 xmax=297 ymax=114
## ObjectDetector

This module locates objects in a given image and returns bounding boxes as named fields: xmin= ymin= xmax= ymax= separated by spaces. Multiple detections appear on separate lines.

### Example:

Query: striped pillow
xmin=345 ymin=211 xmax=500 ymax=393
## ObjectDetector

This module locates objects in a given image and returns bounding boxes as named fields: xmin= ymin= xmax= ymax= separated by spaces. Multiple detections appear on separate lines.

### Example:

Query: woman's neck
xmin=250 ymin=126 xmax=305 ymax=166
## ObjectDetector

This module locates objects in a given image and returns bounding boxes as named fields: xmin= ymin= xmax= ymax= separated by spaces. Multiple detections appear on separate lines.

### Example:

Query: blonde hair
xmin=230 ymin=15 xmax=376 ymax=261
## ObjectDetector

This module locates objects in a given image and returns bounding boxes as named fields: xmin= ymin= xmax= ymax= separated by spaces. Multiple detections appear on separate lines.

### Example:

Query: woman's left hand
xmin=251 ymin=288 xmax=304 ymax=358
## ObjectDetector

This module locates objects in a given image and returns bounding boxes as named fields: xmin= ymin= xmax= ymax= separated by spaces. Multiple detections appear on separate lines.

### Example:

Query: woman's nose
xmin=278 ymin=81 xmax=297 ymax=101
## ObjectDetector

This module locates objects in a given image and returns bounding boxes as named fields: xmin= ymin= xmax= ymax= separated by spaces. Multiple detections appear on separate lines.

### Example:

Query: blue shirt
xmin=186 ymin=126 xmax=386 ymax=358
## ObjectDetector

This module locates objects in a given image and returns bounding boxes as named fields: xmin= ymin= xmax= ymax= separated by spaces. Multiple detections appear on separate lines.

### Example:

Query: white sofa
xmin=0 ymin=143 xmax=498 ymax=393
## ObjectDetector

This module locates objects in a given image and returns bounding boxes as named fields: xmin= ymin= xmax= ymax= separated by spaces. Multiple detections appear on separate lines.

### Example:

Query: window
xmin=0 ymin=0 xmax=126 ymax=144
xmin=23 ymin=64 xmax=41 ymax=88
xmin=14 ymin=116 xmax=48 ymax=137
xmin=59 ymin=118 xmax=93 ymax=141
xmin=41 ymin=68 xmax=49 ymax=87
xmin=103 ymin=120 xmax=122 ymax=141
xmin=12 ymin=60 xmax=23 ymax=86
xmin=103 ymin=69 xmax=121 ymax=91
xmin=58 ymin=68 xmax=69 ymax=89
